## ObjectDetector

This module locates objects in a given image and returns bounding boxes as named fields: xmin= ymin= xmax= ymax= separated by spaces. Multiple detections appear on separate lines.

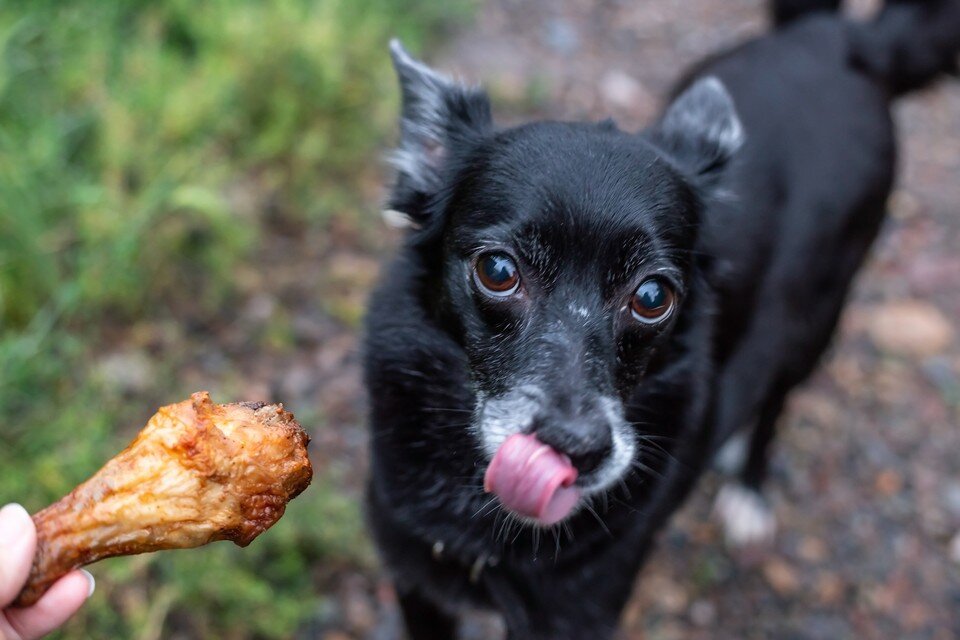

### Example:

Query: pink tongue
xmin=483 ymin=433 xmax=580 ymax=525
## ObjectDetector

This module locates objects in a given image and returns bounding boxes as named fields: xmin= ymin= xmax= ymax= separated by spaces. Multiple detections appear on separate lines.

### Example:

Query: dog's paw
xmin=713 ymin=483 xmax=776 ymax=548
xmin=712 ymin=431 xmax=748 ymax=474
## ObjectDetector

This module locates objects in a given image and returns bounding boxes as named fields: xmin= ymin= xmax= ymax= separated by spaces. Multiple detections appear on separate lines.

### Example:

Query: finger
xmin=2 ymin=570 xmax=94 ymax=640
xmin=0 ymin=505 xmax=36 ymax=608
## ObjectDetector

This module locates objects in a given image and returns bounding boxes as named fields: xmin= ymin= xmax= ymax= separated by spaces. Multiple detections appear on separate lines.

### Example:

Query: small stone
xmin=867 ymin=584 xmax=897 ymax=614
xmin=941 ymin=481 xmax=960 ymax=519
xmin=763 ymin=558 xmax=800 ymax=595
xmin=923 ymin=356 xmax=959 ymax=397
xmin=889 ymin=189 xmax=922 ymax=220
xmin=866 ymin=301 xmax=954 ymax=358
xmin=645 ymin=575 xmax=688 ymax=614
xmin=241 ymin=293 xmax=276 ymax=325
xmin=797 ymin=535 xmax=828 ymax=563
xmin=600 ymin=70 xmax=645 ymax=110
xmin=903 ymin=601 xmax=935 ymax=632
xmin=543 ymin=19 xmax=579 ymax=55
xmin=647 ymin=622 xmax=686 ymax=640
xmin=815 ymin=573 xmax=845 ymax=605
xmin=689 ymin=599 xmax=716 ymax=627
xmin=875 ymin=470 xmax=904 ymax=497
xmin=950 ymin=532 xmax=960 ymax=564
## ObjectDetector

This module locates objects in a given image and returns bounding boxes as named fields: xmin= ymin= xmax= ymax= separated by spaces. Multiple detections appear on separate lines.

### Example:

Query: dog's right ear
xmin=646 ymin=76 xmax=743 ymax=185
xmin=385 ymin=40 xmax=492 ymax=229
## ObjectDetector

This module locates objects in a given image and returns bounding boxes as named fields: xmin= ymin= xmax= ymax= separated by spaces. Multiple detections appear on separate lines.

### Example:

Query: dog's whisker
xmin=629 ymin=460 xmax=665 ymax=482
xmin=428 ymin=422 xmax=474 ymax=429
xmin=420 ymin=406 xmax=475 ymax=414
xmin=510 ymin=518 xmax=525 ymax=544
xmin=582 ymin=500 xmax=612 ymax=537
xmin=633 ymin=433 xmax=679 ymax=444
xmin=637 ymin=444 xmax=679 ymax=466
xmin=476 ymin=497 xmax=501 ymax=520
xmin=599 ymin=490 xmax=610 ymax=513
xmin=494 ymin=510 xmax=511 ymax=545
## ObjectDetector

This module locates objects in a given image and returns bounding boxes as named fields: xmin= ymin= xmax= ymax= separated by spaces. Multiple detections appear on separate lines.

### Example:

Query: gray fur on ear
xmin=388 ymin=39 xmax=491 ymax=197
xmin=651 ymin=76 xmax=744 ymax=177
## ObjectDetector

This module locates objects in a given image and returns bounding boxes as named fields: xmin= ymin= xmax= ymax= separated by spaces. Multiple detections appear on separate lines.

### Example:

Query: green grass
xmin=0 ymin=0 xmax=470 ymax=636
xmin=0 ymin=0 xmax=466 ymax=327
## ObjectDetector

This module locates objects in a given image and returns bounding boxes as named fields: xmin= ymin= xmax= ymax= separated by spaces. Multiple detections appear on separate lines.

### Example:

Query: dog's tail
xmin=771 ymin=0 xmax=960 ymax=96
xmin=848 ymin=0 xmax=960 ymax=96
xmin=769 ymin=0 xmax=841 ymax=27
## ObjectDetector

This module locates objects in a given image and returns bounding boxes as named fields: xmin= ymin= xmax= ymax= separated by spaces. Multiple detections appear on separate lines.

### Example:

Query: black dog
xmin=363 ymin=1 xmax=960 ymax=638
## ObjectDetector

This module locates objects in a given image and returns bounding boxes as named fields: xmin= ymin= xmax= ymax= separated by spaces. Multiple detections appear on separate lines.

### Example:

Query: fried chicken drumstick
xmin=13 ymin=391 xmax=312 ymax=607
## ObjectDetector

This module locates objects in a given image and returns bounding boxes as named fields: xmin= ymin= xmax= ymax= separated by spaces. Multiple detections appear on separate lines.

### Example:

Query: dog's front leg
xmin=396 ymin=586 xmax=458 ymax=640
xmin=499 ymin=597 xmax=623 ymax=640
xmin=485 ymin=563 xmax=634 ymax=640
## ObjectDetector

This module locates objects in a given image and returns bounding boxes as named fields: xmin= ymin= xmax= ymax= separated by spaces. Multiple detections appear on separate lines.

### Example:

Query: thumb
xmin=0 ymin=504 xmax=36 ymax=609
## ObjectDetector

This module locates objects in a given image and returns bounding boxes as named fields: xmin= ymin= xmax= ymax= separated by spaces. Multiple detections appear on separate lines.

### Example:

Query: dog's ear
xmin=648 ymin=77 xmax=743 ymax=182
xmin=385 ymin=40 xmax=492 ymax=228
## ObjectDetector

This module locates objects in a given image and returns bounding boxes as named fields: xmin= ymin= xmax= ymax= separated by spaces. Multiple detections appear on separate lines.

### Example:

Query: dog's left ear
xmin=647 ymin=77 xmax=744 ymax=182
xmin=385 ymin=40 xmax=492 ymax=228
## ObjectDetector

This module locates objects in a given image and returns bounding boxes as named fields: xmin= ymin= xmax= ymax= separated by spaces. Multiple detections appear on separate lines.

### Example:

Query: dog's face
xmin=439 ymin=124 xmax=700 ymax=496
xmin=385 ymin=42 xmax=742 ymax=524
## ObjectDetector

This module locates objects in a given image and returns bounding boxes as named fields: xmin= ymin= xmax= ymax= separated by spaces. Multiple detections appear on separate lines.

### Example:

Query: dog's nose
xmin=533 ymin=415 xmax=613 ymax=476
xmin=567 ymin=444 xmax=612 ymax=477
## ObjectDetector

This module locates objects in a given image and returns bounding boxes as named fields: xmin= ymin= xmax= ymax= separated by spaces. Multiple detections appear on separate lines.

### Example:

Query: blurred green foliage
xmin=0 ymin=0 xmax=470 ymax=637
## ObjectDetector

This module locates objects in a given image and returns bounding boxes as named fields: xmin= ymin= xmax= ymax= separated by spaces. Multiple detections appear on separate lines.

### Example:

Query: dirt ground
xmin=256 ymin=1 xmax=960 ymax=638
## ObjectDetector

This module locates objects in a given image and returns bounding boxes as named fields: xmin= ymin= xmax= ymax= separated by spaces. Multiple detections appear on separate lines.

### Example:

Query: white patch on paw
xmin=713 ymin=431 xmax=748 ymax=474
xmin=713 ymin=483 xmax=776 ymax=547
xmin=950 ymin=532 xmax=960 ymax=565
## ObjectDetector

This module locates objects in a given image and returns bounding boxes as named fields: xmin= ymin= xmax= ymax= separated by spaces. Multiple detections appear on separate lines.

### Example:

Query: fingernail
xmin=80 ymin=570 xmax=96 ymax=598
xmin=0 ymin=503 xmax=31 ymax=547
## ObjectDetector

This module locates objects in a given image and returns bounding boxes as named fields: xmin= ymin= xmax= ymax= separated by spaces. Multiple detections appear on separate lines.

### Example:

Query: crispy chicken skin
xmin=13 ymin=391 xmax=312 ymax=607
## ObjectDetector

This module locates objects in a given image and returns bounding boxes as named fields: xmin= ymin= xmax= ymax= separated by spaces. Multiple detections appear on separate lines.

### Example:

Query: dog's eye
xmin=630 ymin=278 xmax=675 ymax=323
xmin=474 ymin=252 xmax=520 ymax=296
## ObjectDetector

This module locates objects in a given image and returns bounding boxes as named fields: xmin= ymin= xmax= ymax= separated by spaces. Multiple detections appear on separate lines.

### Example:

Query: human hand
xmin=1 ymin=504 xmax=94 ymax=640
